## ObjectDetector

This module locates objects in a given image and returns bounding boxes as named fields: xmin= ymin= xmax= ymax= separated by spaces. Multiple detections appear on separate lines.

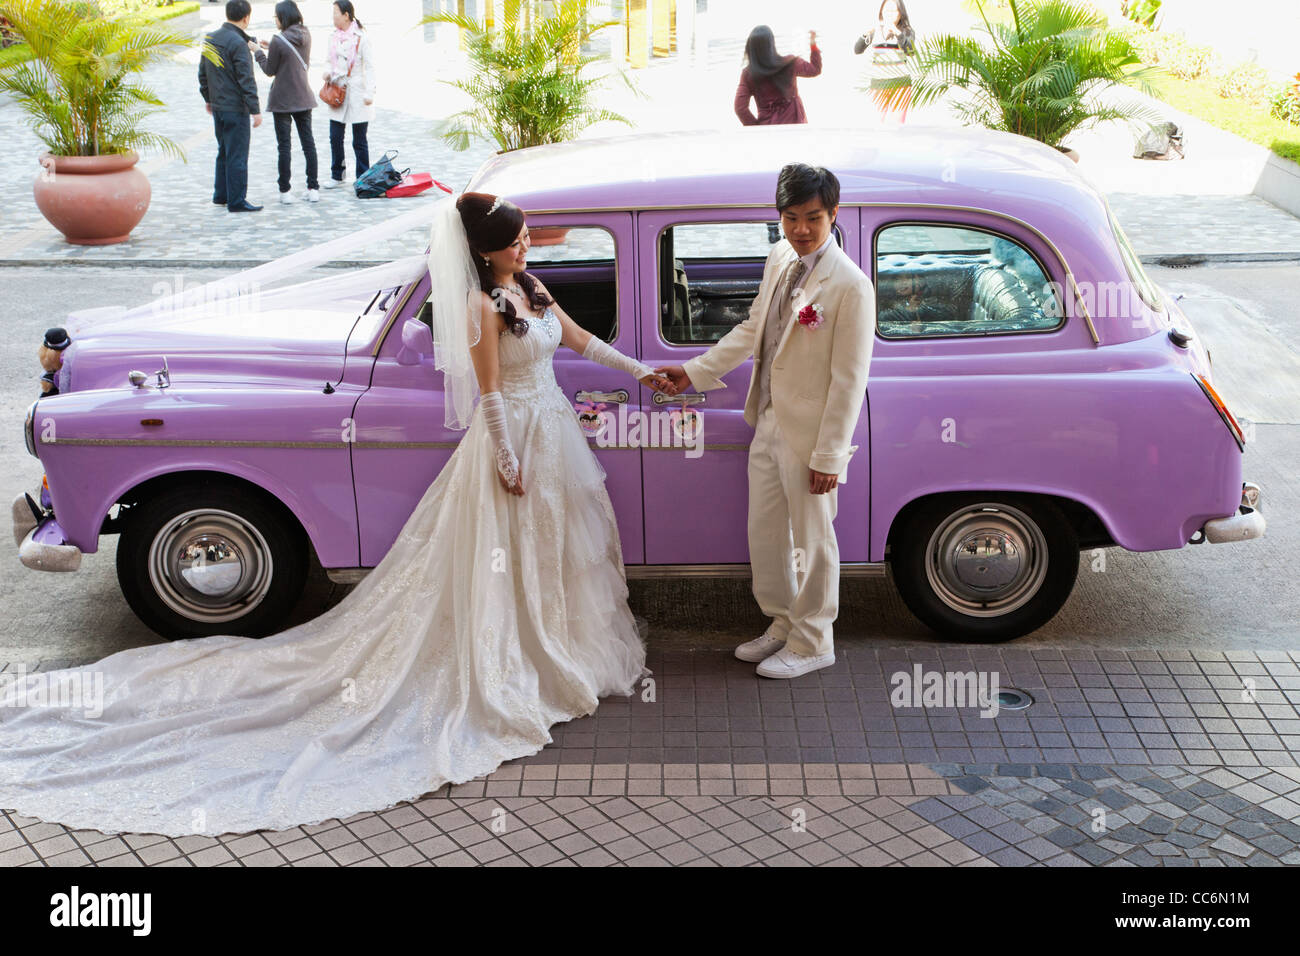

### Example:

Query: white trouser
xmin=747 ymin=404 xmax=839 ymax=657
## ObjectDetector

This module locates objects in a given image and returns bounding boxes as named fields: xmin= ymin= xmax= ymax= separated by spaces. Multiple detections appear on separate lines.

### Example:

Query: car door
xmin=636 ymin=208 xmax=869 ymax=565
xmin=350 ymin=213 xmax=645 ymax=567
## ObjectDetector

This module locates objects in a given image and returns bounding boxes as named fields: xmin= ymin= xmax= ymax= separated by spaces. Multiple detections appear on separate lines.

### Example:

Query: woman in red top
xmin=734 ymin=25 xmax=822 ymax=126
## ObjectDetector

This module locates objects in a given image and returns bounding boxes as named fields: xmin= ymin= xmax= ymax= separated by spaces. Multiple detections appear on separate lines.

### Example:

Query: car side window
xmin=875 ymin=223 xmax=1060 ymax=338
xmin=659 ymin=222 xmax=843 ymax=345
xmin=417 ymin=226 xmax=620 ymax=342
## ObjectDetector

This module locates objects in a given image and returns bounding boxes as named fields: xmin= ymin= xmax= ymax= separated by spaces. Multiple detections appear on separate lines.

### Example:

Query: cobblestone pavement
xmin=2 ymin=3 xmax=1300 ymax=266
xmin=4 ymin=647 xmax=1298 ymax=866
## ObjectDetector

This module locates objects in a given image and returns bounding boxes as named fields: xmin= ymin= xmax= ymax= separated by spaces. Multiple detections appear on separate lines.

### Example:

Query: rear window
xmin=874 ymin=223 xmax=1061 ymax=338
xmin=1106 ymin=203 xmax=1163 ymax=313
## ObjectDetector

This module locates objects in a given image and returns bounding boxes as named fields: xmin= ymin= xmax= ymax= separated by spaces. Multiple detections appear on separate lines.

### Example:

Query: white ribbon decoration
xmin=66 ymin=200 xmax=441 ymax=336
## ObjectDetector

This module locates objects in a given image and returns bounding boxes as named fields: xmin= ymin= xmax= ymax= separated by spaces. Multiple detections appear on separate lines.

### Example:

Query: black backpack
xmin=354 ymin=150 xmax=408 ymax=198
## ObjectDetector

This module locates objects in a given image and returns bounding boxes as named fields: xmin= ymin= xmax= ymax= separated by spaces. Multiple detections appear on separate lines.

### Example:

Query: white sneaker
xmin=756 ymin=646 xmax=835 ymax=679
xmin=323 ymin=178 xmax=345 ymax=189
xmin=306 ymin=188 xmax=320 ymax=203
xmin=735 ymin=630 xmax=787 ymax=662
xmin=278 ymin=191 xmax=294 ymax=204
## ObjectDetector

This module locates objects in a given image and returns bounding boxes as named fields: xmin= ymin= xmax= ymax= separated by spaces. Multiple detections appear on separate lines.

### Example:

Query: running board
xmin=326 ymin=561 xmax=888 ymax=585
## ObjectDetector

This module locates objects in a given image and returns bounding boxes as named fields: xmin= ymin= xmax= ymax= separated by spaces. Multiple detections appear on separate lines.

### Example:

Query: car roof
xmin=464 ymin=125 xmax=1110 ymax=230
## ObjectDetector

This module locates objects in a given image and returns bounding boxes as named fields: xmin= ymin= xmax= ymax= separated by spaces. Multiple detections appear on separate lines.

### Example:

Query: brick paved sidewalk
xmin=3 ymin=647 xmax=1298 ymax=866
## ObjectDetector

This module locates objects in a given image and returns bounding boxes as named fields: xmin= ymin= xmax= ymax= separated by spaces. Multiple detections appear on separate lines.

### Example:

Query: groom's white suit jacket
xmin=682 ymin=236 xmax=875 ymax=478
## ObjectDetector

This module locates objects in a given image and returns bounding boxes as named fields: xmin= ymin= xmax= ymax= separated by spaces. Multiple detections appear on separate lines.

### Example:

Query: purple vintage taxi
xmin=13 ymin=127 xmax=1265 ymax=642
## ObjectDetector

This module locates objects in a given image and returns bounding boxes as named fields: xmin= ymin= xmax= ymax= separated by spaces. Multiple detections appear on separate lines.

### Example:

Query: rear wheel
xmin=116 ymin=482 xmax=308 ymax=640
xmin=890 ymin=494 xmax=1079 ymax=643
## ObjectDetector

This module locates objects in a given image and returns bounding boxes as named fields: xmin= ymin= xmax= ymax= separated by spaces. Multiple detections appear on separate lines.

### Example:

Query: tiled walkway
xmin=4 ymin=647 xmax=1298 ymax=866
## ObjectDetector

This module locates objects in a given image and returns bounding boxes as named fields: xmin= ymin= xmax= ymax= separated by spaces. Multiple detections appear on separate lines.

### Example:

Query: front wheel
xmin=116 ymin=483 xmax=308 ymax=640
xmin=890 ymin=494 xmax=1078 ymax=643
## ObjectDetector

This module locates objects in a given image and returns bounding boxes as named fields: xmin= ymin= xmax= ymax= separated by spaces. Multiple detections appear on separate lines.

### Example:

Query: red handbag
xmin=318 ymin=54 xmax=353 ymax=108
xmin=386 ymin=174 xmax=452 ymax=198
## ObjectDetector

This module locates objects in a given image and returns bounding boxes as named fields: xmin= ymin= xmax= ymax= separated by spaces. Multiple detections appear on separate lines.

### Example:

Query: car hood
xmin=61 ymin=306 xmax=364 ymax=392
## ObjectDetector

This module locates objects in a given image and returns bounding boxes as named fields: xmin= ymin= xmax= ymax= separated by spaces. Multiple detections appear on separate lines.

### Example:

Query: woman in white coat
xmin=321 ymin=0 xmax=375 ymax=188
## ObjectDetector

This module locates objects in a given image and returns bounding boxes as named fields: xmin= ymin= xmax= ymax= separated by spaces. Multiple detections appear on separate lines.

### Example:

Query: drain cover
xmin=997 ymin=688 xmax=1033 ymax=710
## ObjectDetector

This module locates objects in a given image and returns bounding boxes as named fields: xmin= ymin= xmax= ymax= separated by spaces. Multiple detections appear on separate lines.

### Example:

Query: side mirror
xmin=396 ymin=317 xmax=435 ymax=366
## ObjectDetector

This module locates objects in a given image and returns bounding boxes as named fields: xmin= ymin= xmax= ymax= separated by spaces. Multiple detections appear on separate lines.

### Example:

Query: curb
xmin=1146 ymin=252 xmax=1300 ymax=267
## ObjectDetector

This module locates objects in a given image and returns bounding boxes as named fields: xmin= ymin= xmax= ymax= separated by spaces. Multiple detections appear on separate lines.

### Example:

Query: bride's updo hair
xmin=457 ymin=191 xmax=553 ymax=337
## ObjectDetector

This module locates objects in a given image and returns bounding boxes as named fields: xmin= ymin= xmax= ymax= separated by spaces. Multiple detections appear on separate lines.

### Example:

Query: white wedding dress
xmin=0 ymin=305 xmax=648 ymax=837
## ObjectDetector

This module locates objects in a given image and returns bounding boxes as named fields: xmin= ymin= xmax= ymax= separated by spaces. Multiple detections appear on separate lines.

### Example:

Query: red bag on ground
xmin=386 ymin=173 xmax=452 ymax=198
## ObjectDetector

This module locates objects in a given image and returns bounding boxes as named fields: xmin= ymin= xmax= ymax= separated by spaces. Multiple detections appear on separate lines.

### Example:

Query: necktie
xmin=784 ymin=258 xmax=807 ymax=301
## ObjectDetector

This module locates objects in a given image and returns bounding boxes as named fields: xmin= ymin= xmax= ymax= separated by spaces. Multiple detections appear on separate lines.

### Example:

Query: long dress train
xmin=0 ymin=305 xmax=647 ymax=836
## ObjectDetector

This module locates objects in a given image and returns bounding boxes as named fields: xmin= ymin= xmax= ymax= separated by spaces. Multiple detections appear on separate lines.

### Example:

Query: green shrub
xmin=1216 ymin=62 xmax=1272 ymax=105
xmin=1159 ymin=32 xmax=1216 ymax=80
xmin=1271 ymin=74 xmax=1300 ymax=125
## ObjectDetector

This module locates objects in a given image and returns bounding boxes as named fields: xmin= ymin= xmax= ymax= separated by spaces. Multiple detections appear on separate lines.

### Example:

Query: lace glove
xmin=582 ymin=335 xmax=655 ymax=383
xmin=479 ymin=391 xmax=518 ymax=486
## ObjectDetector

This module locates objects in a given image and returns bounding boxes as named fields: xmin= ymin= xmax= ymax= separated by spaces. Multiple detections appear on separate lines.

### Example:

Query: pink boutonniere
xmin=797 ymin=303 xmax=825 ymax=329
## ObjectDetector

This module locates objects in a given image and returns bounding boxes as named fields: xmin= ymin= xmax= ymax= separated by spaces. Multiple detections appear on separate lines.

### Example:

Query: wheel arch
xmin=111 ymin=469 xmax=312 ymax=556
xmin=884 ymin=489 xmax=1116 ymax=560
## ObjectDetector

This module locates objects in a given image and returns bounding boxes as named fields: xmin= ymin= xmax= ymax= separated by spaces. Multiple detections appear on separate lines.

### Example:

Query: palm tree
xmin=0 ymin=0 xmax=194 ymax=158
xmin=420 ymin=0 xmax=635 ymax=152
xmin=878 ymin=0 xmax=1161 ymax=150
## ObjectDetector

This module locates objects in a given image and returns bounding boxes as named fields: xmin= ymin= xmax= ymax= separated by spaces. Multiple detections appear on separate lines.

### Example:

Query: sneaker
xmin=279 ymin=191 xmax=294 ymax=205
xmin=755 ymin=646 xmax=835 ymax=679
xmin=306 ymin=188 xmax=320 ymax=203
xmin=734 ymin=630 xmax=787 ymax=662
xmin=323 ymin=178 xmax=345 ymax=189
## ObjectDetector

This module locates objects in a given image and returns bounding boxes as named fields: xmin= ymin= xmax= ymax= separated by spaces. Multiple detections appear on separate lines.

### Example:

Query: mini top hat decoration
xmin=38 ymin=326 xmax=71 ymax=396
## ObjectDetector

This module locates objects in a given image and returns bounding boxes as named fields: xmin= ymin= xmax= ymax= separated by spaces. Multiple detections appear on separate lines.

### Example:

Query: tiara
xmin=488 ymin=196 xmax=505 ymax=215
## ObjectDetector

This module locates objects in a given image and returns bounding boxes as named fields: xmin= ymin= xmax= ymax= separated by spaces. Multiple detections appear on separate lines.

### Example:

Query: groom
xmin=657 ymin=163 xmax=874 ymax=678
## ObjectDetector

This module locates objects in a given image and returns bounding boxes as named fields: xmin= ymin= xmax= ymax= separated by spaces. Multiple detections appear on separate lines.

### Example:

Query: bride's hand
xmin=498 ymin=467 xmax=525 ymax=496
xmin=638 ymin=371 xmax=672 ymax=393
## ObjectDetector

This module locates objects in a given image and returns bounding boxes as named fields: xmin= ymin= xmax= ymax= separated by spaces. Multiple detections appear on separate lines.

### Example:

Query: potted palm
xmin=874 ymin=0 xmax=1160 ymax=158
xmin=0 ymin=0 xmax=191 ymax=244
xmin=420 ymin=0 xmax=635 ymax=243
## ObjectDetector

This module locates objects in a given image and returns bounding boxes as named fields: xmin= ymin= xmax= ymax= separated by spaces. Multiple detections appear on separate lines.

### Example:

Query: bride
xmin=0 ymin=192 xmax=671 ymax=837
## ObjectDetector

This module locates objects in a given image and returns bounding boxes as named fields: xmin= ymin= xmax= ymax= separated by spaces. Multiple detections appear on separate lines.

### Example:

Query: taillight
xmin=1193 ymin=374 xmax=1245 ymax=451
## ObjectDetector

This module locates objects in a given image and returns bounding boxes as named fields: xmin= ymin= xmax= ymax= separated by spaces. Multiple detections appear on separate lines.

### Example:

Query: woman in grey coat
xmin=253 ymin=1 xmax=319 ymax=203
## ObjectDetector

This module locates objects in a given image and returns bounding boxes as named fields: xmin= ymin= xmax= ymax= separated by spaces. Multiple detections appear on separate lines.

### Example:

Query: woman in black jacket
xmin=254 ymin=1 xmax=319 ymax=204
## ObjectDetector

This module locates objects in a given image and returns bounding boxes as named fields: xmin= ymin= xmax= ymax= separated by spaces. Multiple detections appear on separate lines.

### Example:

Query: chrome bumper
xmin=1199 ymin=481 xmax=1265 ymax=544
xmin=11 ymin=491 xmax=81 ymax=572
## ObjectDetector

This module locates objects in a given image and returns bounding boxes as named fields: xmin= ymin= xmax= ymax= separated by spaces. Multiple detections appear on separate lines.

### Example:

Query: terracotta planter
xmin=33 ymin=150 xmax=151 ymax=245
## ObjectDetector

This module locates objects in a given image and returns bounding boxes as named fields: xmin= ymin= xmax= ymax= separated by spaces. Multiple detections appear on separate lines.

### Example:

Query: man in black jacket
xmin=199 ymin=0 xmax=264 ymax=212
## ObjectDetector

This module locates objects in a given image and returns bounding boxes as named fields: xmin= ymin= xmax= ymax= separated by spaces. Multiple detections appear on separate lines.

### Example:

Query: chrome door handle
xmin=652 ymin=391 xmax=705 ymax=406
xmin=575 ymin=389 xmax=629 ymax=404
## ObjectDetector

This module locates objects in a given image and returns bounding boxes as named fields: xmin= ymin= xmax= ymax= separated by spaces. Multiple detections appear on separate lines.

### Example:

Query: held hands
xmin=638 ymin=371 xmax=673 ymax=393
xmin=252 ymin=113 xmax=263 ymax=128
xmin=653 ymin=365 xmax=690 ymax=397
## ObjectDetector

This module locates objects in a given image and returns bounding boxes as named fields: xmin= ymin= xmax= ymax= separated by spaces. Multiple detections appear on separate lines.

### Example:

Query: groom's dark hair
xmin=775 ymin=164 xmax=840 ymax=220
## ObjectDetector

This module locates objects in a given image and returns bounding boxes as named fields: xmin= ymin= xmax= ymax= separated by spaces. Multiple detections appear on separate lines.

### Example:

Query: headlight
xmin=24 ymin=400 xmax=37 ymax=458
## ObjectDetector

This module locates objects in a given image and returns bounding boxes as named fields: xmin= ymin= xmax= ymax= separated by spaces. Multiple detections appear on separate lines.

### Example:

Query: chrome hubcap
xmin=925 ymin=503 xmax=1048 ymax=617
xmin=148 ymin=509 xmax=273 ymax=623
